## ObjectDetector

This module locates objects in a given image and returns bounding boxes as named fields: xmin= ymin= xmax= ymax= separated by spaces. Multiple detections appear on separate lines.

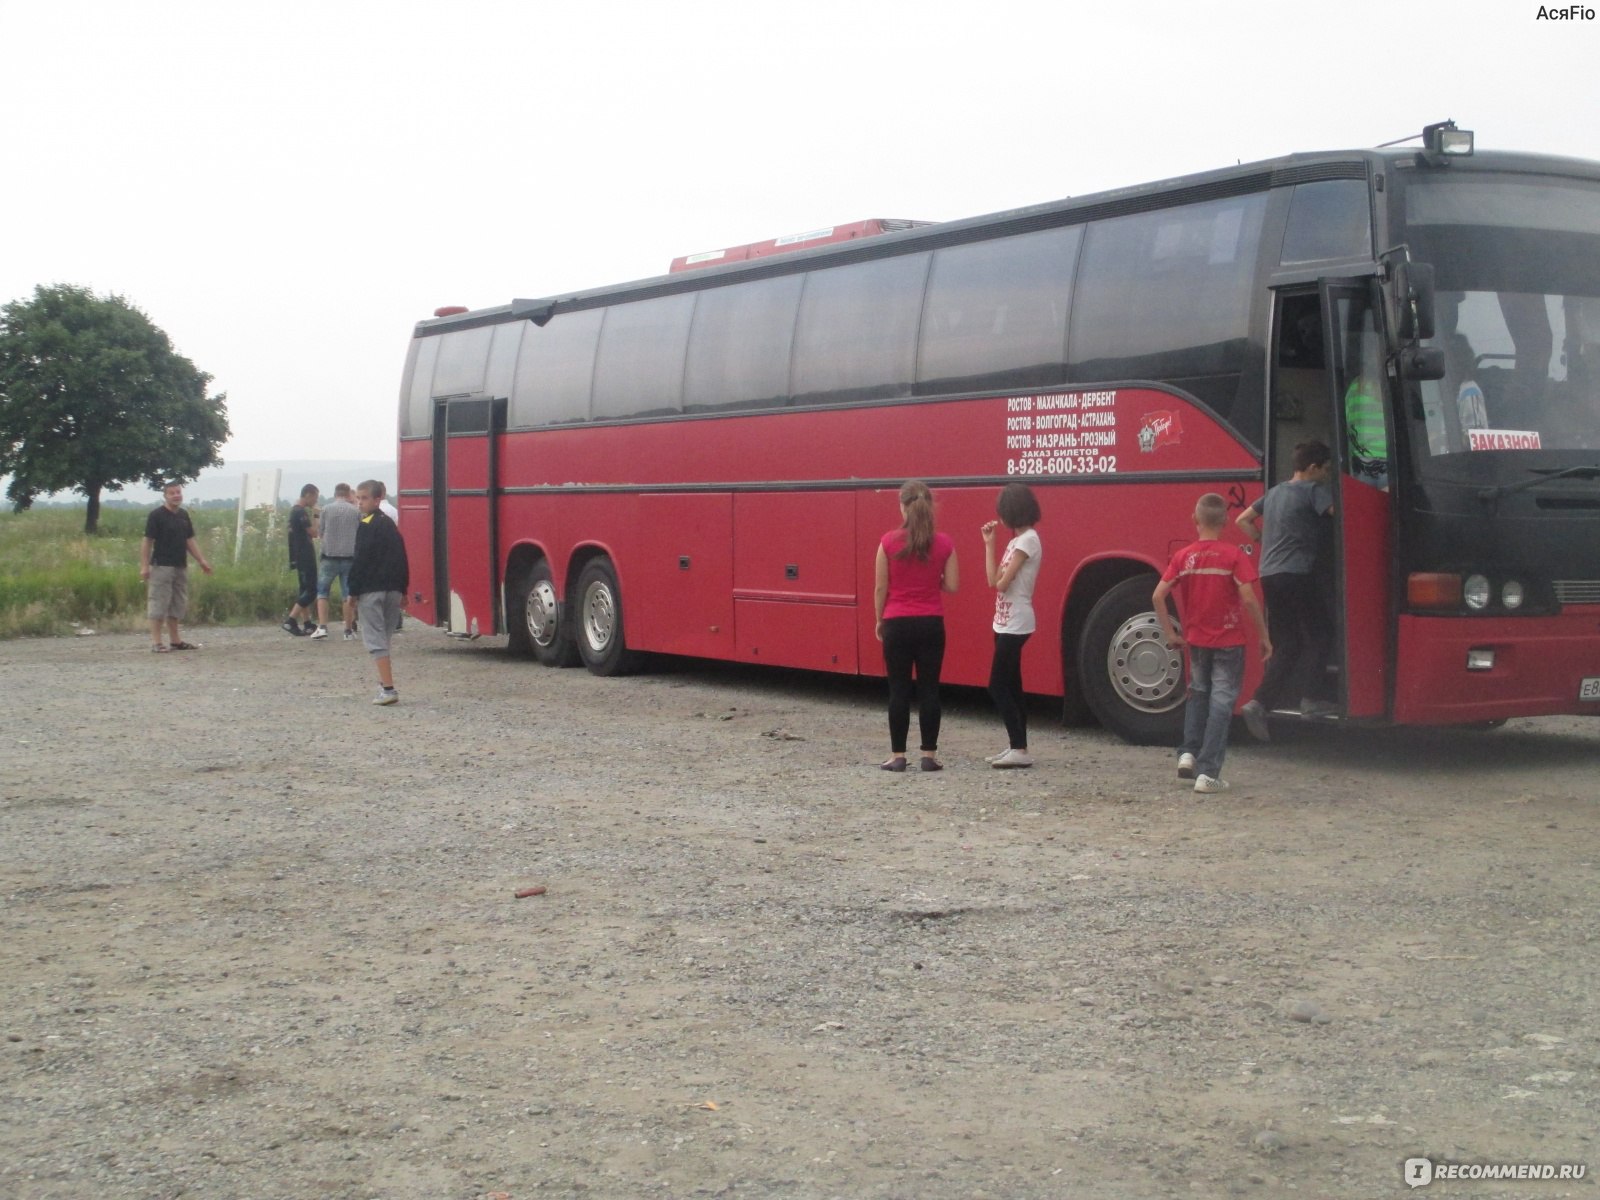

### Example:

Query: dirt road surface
xmin=2 ymin=626 xmax=1596 ymax=1199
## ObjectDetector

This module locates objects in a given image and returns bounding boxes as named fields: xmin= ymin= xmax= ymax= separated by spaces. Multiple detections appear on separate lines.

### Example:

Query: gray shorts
xmin=357 ymin=592 xmax=403 ymax=657
xmin=146 ymin=565 xmax=189 ymax=620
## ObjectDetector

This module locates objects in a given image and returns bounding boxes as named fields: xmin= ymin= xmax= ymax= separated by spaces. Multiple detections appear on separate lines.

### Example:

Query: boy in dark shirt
xmin=283 ymin=484 xmax=320 ymax=636
xmin=1153 ymin=493 xmax=1272 ymax=794
xmin=348 ymin=480 xmax=409 ymax=706
xmin=1236 ymin=440 xmax=1336 ymax=739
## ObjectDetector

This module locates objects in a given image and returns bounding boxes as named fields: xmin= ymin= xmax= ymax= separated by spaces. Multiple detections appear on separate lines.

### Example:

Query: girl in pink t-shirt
xmin=874 ymin=480 xmax=959 ymax=772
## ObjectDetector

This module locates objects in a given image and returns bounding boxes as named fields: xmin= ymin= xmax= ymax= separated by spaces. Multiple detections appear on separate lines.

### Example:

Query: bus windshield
xmin=1403 ymin=174 xmax=1600 ymax=465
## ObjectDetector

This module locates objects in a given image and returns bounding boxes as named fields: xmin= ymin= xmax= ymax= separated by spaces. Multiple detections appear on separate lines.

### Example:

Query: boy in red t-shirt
xmin=1152 ymin=493 xmax=1272 ymax=794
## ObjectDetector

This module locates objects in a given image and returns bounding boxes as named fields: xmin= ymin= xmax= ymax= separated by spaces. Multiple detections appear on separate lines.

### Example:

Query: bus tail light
xmin=1408 ymin=572 xmax=1463 ymax=609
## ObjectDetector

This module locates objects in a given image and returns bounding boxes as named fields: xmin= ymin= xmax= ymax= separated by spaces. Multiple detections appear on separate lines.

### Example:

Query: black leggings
xmin=882 ymin=616 xmax=946 ymax=754
xmin=988 ymin=631 xmax=1032 ymax=749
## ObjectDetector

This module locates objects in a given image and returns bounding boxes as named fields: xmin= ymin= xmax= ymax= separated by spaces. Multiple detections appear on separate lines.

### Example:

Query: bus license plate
xmin=1582 ymin=677 xmax=1600 ymax=701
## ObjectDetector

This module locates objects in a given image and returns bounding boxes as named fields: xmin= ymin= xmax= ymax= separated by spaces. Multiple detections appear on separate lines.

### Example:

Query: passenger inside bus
xmin=1336 ymin=296 xmax=1388 ymax=490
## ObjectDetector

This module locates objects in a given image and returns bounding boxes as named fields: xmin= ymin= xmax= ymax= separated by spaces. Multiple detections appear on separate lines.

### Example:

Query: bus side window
xmin=683 ymin=274 xmax=803 ymax=412
xmin=1068 ymin=193 xmax=1267 ymax=443
xmin=916 ymin=225 xmax=1078 ymax=397
xmin=790 ymin=253 xmax=930 ymax=406
xmin=511 ymin=307 xmax=603 ymax=427
xmin=1280 ymin=180 xmax=1373 ymax=266
xmin=592 ymin=292 xmax=697 ymax=420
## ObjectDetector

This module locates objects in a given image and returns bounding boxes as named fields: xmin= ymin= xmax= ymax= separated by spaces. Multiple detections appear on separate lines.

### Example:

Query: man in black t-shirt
xmin=140 ymin=482 xmax=213 ymax=652
xmin=282 ymin=484 xmax=320 ymax=636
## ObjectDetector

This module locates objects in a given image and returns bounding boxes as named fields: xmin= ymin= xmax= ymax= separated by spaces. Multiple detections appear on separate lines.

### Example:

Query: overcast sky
xmin=2 ymin=0 xmax=1593 ymax=468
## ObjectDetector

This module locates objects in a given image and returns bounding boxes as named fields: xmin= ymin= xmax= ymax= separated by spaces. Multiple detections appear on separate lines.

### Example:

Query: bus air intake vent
xmin=1554 ymin=580 xmax=1600 ymax=605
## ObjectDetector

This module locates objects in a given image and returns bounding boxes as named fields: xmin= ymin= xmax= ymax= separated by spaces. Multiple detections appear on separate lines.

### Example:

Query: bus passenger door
xmin=434 ymin=395 xmax=505 ymax=637
xmin=1266 ymin=281 xmax=1392 ymax=720
xmin=1319 ymin=278 xmax=1393 ymax=719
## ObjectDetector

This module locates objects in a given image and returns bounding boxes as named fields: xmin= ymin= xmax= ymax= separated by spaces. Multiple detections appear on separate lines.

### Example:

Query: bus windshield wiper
xmin=1478 ymin=464 xmax=1600 ymax=503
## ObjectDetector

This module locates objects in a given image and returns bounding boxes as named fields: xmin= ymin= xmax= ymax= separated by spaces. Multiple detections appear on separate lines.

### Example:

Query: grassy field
xmin=0 ymin=505 xmax=318 ymax=638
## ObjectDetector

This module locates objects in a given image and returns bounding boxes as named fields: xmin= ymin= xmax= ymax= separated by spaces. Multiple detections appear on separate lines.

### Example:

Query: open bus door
xmin=1265 ymin=279 xmax=1393 ymax=720
xmin=1320 ymin=278 xmax=1393 ymax=718
xmin=432 ymin=394 xmax=505 ymax=637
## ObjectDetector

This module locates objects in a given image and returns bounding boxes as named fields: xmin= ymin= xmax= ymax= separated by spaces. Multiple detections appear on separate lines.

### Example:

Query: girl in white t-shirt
xmin=980 ymin=483 xmax=1042 ymax=768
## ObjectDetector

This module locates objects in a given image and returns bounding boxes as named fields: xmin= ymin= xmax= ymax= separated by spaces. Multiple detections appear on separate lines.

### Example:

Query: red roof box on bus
xmin=669 ymin=218 xmax=933 ymax=272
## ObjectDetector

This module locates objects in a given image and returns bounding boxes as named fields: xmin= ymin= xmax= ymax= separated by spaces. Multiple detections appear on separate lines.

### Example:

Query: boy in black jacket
xmin=348 ymin=480 xmax=410 ymax=705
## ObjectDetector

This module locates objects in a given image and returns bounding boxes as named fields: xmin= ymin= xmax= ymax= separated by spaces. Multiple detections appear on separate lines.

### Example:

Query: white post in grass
xmin=234 ymin=468 xmax=282 ymax=564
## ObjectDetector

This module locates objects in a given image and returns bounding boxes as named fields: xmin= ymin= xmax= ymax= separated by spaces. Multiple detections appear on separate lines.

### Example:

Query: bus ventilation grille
xmin=1553 ymin=580 xmax=1600 ymax=605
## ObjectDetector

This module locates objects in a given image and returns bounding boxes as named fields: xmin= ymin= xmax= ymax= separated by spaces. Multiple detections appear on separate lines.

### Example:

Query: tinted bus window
xmin=684 ymin=274 xmax=804 ymax=411
xmin=592 ymin=292 xmax=697 ymax=420
xmin=511 ymin=307 xmax=603 ymax=427
xmin=1280 ymin=180 xmax=1372 ymax=265
xmin=1068 ymin=194 xmax=1266 ymax=424
xmin=401 ymin=335 xmax=438 ymax=437
xmin=790 ymin=253 xmax=932 ymax=405
xmin=433 ymin=325 xmax=494 ymax=397
xmin=484 ymin=322 xmax=523 ymax=401
xmin=918 ymin=226 xmax=1080 ymax=395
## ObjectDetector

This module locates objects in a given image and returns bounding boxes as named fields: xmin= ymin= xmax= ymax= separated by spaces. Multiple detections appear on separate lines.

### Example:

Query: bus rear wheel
xmin=575 ymin=557 xmax=639 ymax=676
xmin=1077 ymin=575 xmax=1186 ymax=745
xmin=508 ymin=559 xmax=578 ymax=667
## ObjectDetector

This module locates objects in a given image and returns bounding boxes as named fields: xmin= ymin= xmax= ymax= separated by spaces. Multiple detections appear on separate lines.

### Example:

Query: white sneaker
xmin=1177 ymin=752 xmax=1197 ymax=780
xmin=1193 ymin=774 xmax=1229 ymax=794
xmin=1241 ymin=699 xmax=1270 ymax=742
xmin=991 ymin=748 xmax=1034 ymax=769
xmin=984 ymin=749 xmax=1010 ymax=763
xmin=372 ymin=688 xmax=398 ymax=706
xmin=309 ymin=626 xmax=328 ymax=640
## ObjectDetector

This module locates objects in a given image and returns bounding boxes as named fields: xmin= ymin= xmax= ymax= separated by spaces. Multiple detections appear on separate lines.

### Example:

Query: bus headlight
xmin=1464 ymin=574 xmax=1491 ymax=610
xmin=1502 ymin=581 xmax=1524 ymax=610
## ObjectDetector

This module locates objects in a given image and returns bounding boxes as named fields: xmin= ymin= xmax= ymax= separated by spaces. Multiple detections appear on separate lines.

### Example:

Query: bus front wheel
xmin=508 ymin=559 xmax=578 ymax=667
xmin=1077 ymin=576 xmax=1186 ymax=745
xmin=575 ymin=557 xmax=639 ymax=676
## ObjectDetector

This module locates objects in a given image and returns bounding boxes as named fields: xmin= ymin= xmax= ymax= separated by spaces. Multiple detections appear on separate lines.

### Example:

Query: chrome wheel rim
xmin=1105 ymin=612 xmax=1185 ymax=714
xmin=581 ymin=579 xmax=616 ymax=654
xmin=526 ymin=578 xmax=560 ymax=647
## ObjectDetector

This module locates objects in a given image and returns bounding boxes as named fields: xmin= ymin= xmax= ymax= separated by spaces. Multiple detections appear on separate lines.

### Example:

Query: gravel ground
xmin=2 ymin=624 xmax=1596 ymax=1200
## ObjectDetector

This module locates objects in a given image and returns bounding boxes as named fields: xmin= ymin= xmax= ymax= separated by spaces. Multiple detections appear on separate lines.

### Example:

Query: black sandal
xmin=880 ymin=757 xmax=907 ymax=772
xmin=920 ymin=756 xmax=943 ymax=772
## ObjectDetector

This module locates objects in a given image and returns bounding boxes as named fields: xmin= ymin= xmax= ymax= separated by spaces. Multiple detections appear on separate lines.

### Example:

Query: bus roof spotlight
xmin=1424 ymin=120 xmax=1474 ymax=157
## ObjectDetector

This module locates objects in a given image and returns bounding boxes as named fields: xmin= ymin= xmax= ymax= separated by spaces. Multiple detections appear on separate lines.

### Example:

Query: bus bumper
xmin=1393 ymin=611 xmax=1600 ymax=725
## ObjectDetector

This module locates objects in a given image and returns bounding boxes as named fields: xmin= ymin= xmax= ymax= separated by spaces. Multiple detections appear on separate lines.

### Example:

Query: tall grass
xmin=0 ymin=505 xmax=321 ymax=638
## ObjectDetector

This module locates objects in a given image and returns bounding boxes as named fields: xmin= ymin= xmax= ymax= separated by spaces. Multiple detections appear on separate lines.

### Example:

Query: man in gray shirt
xmin=311 ymin=483 xmax=362 ymax=640
xmin=1236 ymin=441 xmax=1336 ymax=738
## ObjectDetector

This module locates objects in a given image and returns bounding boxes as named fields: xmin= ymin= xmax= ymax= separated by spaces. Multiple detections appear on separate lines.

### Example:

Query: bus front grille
xmin=1554 ymin=580 xmax=1600 ymax=605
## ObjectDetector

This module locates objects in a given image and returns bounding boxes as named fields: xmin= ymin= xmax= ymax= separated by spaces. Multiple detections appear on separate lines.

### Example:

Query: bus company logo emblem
xmin=1139 ymin=411 xmax=1183 ymax=453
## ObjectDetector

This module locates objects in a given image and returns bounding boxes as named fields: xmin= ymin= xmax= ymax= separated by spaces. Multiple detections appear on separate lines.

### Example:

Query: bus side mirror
xmin=1402 ymin=345 xmax=1446 ymax=381
xmin=1393 ymin=261 xmax=1436 ymax=342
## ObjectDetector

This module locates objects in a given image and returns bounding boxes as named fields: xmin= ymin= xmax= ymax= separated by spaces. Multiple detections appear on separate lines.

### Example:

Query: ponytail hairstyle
xmin=896 ymin=479 xmax=935 ymax=561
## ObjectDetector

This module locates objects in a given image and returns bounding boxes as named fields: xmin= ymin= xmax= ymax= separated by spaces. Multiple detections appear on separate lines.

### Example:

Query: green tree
xmin=0 ymin=284 xmax=229 ymax=533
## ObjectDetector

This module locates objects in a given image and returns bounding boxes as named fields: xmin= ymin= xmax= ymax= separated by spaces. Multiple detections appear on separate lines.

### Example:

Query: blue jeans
xmin=1180 ymin=645 xmax=1244 ymax=780
xmin=317 ymin=554 xmax=353 ymax=601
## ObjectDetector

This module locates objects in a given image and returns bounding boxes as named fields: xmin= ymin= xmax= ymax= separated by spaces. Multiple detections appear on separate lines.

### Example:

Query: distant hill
xmin=26 ymin=461 xmax=398 ymax=507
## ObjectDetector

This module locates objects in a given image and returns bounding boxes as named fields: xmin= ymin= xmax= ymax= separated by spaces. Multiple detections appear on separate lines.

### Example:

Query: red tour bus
xmin=397 ymin=123 xmax=1600 ymax=742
